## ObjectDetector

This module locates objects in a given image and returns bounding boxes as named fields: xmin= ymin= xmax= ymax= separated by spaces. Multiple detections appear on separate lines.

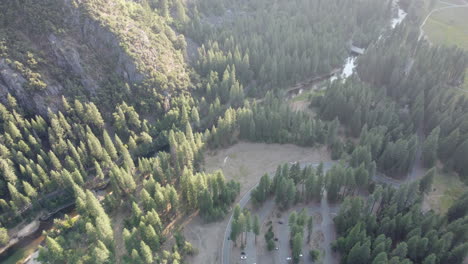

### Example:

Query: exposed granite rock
xmin=0 ymin=59 xmax=62 ymax=114
xmin=48 ymin=33 xmax=99 ymax=95
xmin=64 ymin=0 xmax=145 ymax=84
xmin=0 ymin=59 xmax=29 ymax=108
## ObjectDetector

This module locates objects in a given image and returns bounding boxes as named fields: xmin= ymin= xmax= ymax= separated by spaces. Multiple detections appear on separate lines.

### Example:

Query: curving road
xmin=221 ymin=162 xmax=334 ymax=264
xmin=418 ymin=1 xmax=468 ymax=41
xmin=320 ymin=190 xmax=338 ymax=264
xmin=222 ymin=153 xmax=427 ymax=264
xmin=221 ymin=3 xmax=431 ymax=261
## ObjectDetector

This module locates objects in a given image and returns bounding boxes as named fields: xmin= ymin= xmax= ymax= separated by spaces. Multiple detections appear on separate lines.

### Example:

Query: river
xmin=0 ymin=205 xmax=77 ymax=264
xmin=329 ymin=0 xmax=407 ymax=83
xmin=3 ymin=1 xmax=409 ymax=264
xmin=0 ymin=186 xmax=109 ymax=264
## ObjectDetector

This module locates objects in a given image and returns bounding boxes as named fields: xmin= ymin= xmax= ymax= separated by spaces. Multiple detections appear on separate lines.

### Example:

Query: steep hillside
xmin=0 ymin=0 xmax=190 ymax=115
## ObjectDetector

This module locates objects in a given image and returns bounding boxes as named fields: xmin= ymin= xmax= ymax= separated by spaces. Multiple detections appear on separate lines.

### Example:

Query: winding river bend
xmin=223 ymin=1 xmax=408 ymax=264
xmin=333 ymin=0 xmax=407 ymax=82
xmin=2 ymin=1 xmax=409 ymax=264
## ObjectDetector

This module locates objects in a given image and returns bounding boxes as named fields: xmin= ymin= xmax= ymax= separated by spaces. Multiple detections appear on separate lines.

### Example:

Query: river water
xmin=391 ymin=1 xmax=408 ymax=29
xmin=2 ymin=1 xmax=408 ymax=264
xmin=0 ymin=205 xmax=77 ymax=264
xmin=329 ymin=0 xmax=407 ymax=83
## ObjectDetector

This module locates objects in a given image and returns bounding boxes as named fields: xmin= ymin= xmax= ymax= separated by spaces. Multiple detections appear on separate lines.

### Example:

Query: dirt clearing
xmin=184 ymin=142 xmax=331 ymax=264
xmin=423 ymin=170 xmax=467 ymax=214
xmin=204 ymin=142 xmax=331 ymax=195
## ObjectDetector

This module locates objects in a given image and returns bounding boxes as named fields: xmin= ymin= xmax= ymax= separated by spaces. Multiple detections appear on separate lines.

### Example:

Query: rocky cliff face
xmin=62 ymin=0 xmax=145 ymax=84
xmin=0 ymin=0 xmax=167 ymax=115
xmin=0 ymin=59 xmax=63 ymax=114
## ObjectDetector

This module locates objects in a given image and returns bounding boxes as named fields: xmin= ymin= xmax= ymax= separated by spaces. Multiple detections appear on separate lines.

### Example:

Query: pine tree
xmin=372 ymin=252 xmax=388 ymax=264
xmin=159 ymin=0 xmax=169 ymax=17
xmin=0 ymin=227 xmax=9 ymax=246
xmin=392 ymin=242 xmax=407 ymax=259
xmin=422 ymin=254 xmax=436 ymax=264
xmin=6 ymin=121 xmax=21 ymax=139
xmin=307 ymin=216 xmax=313 ymax=242
xmin=48 ymin=151 xmax=62 ymax=171
xmin=174 ymin=0 xmax=188 ymax=23
xmin=8 ymin=182 xmax=30 ymax=210
xmin=22 ymin=181 xmax=37 ymax=199
xmin=446 ymin=242 xmax=468 ymax=264
xmin=103 ymin=130 xmax=118 ymax=160
xmin=44 ymin=236 xmax=64 ymax=262
xmin=92 ymin=240 xmax=110 ymax=264
xmin=140 ymin=241 xmax=153 ymax=264
xmin=347 ymin=241 xmax=371 ymax=264
xmin=191 ymin=107 xmax=200 ymax=128
xmin=419 ymin=167 xmax=435 ymax=194
xmin=253 ymin=215 xmax=260 ymax=243
xmin=94 ymin=161 xmax=105 ymax=181
xmin=422 ymin=127 xmax=440 ymax=167
xmin=439 ymin=128 xmax=459 ymax=160
xmin=292 ymin=233 xmax=303 ymax=262
xmin=0 ymin=158 xmax=17 ymax=183
xmin=453 ymin=139 xmax=468 ymax=178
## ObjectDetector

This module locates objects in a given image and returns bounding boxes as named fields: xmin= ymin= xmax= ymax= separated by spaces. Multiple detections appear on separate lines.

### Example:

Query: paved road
xmin=418 ymin=1 xmax=468 ymax=40
xmin=223 ymin=154 xmax=429 ymax=264
xmin=245 ymin=198 xmax=275 ymax=264
xmin=221 ymin=162 xmax=334 ymax=264
xmin=320 ymin=190 xmax=338 ymax=264
xmin=222 ymin=176 xmax=260 ymax=264
xmin=275 ymin=165 xmax=337 ymax=264
xmin=276 ymin=211 xmax=290 ymax=264
xmin=221 ymin=1 xmax=431 ymax=262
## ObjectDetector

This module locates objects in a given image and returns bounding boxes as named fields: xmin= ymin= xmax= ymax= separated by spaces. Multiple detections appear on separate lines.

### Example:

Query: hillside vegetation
xmin=0 ymin=0 xmax=190 ymax=115
xmin=0 ymin=0 xmax=467 ymax=263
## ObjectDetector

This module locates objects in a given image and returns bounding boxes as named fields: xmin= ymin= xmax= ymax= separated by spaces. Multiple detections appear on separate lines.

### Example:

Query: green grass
xmin=429 ymin=171 xmax=467 ymax=213
xmin=464 ymin=68 xmax=468 ymax=90
xmin=424 ymin=13 xmax=468 ymax=49
xmin=291 ymin=88 xmax=325 ymax=102
xmin=423 ymin=6 xmax=468 ymax=90
xmin=434 ymin=1 xmax=450 ymax=9
xmin=233 ymin=165 xmax=249 ymax=181
xmin=441 ymin=0 xmax=467 ymax=5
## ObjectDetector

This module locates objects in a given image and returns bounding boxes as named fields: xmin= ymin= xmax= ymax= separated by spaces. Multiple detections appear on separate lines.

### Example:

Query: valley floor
xmin=183 ymin=142 xmax=331 ymax=264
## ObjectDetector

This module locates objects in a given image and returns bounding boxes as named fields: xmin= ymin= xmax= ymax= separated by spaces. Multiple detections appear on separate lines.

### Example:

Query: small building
xmin=350 ymin=46 xmax=365 ymax=55
xmin=347 ymin=40 xmax=365 ymax=55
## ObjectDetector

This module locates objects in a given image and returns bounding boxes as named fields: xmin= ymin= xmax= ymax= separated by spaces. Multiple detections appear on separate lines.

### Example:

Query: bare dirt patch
xmin=290 ymin=100 xmax=316 ymax=117
xmin=184 ymin=142 xmax=331 ymax=264
xmin=183 ymin=214 xmax=228 ymax=264
xmin=313 ymin=211 xmax=323 ymax=226
xmin=422 ymin=171 xmax=467 ymax=214
xmin=204 ymin=142 xmax=331 ymax=195
xmin=313 ymin=231 xmax=325 ymax=248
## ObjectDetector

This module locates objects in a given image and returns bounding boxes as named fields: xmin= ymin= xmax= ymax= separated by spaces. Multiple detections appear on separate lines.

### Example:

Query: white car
xmin=286 ymin=257 xmax=292 ymax=261
xmin=240 ymin=255 xmax=247 ymax=260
